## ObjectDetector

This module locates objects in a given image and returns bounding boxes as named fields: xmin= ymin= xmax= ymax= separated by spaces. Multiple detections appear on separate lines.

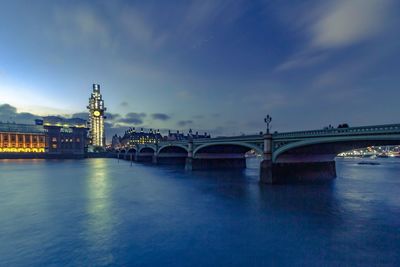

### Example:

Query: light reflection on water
xmin=0 ymin=158 xmax=399 ymax=266
xmin=84 ymin=159 xmax=115 ymax=265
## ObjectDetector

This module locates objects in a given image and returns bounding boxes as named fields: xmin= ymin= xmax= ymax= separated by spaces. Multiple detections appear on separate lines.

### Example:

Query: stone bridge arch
xmin=127 ymin=147 xmax=137 ymax=154
xmin=138 ymin=146 xmax=156 ymax=153
xmin=273 ymin=135 xmax=400 ymax=163
xmin=118 ymin=149 xmax=126 ymax=159
xmin=157 ymin=145 xmax=188 ymax=165
xmin=191 ymin=142 xmax=263 ymax=170
xmin=193 ymin=142 xmax=263 ymax=156
xmin=137 ymin=146 xmax=156 ymax=162
xmin=157 ymin=144 xmax=188 ymax=154
xmin=125 ymin=148 xmax=137 ymax=160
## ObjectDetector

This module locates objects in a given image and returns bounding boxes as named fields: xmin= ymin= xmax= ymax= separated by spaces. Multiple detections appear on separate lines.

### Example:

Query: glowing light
xmin=0 ymin=147 xmax=45 ymax=153
xmin=88 ymin=84 xmax=106 ymax=147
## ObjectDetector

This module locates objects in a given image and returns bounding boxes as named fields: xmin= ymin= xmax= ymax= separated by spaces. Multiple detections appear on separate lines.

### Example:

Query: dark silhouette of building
xmin=42 ymin=116 xmax=88 ymax=157
xmin=166 ymin=129 xmax=210 ymax=141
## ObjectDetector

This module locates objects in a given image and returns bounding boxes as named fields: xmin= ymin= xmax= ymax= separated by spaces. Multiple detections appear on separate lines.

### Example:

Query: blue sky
xmin=1 ymin=0 xmax=399 ymax=140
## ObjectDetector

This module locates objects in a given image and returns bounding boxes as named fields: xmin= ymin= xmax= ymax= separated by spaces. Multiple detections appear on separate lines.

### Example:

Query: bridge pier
xmin=185 ymin=140 xmax=193 ymax=171
xmin=260 ymin=160 xmax=274 ymax=184
xmin=185 ymin=157 xmax=193 ymax=171
xmin=272 ymin=161 xmax=337 ymax=183
xmin=152 ymin=143 xmax=159 ymax=164
xmin=190 ymin=158 xmax=246 ymax=170
xmin=152 ymin=153 xmax=158 ymax=164
xmin=259 ymin=133 xmax=274 ymax=184
xmin=136 ymin=153 xmax=153 ymax=162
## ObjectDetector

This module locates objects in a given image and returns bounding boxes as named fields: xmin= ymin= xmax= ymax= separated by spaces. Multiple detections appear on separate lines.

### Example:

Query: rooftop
xmin=0 ymin=122 xmax=44 ymax=134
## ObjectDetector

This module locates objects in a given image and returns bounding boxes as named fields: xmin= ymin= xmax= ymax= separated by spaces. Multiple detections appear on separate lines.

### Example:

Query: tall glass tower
xmin=87 ymin=84 xmax=106 ymax=147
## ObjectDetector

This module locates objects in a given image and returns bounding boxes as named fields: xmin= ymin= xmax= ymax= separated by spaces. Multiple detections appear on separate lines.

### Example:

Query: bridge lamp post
xmin=264 ymin=115 xmax=272 ymax=134
xmin=260 ymin=114 xmax=274 ymax=184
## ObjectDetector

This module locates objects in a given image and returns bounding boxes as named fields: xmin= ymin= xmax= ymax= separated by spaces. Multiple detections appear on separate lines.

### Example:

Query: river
xmin=0 ymin=158 xmax=399 ymax=266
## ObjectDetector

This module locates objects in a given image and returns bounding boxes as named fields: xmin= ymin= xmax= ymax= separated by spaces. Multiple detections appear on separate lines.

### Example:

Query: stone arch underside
xmin=192 ymin=143 xmax=262 ymax=170
xmin=194 ymin=143 xmax=262 ymax=158
xmin=157 ymin=145 xmax=188 ymax=165
xmin=274 ymin=137 xmax=400 ymax=163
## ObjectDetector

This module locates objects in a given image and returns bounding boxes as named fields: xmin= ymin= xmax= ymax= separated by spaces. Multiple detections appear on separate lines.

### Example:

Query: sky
xmin=1 ymin=0 xmax=399 ymax=141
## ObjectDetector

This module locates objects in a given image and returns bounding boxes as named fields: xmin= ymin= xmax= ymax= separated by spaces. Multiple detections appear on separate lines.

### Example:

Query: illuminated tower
xmin=87 ymin=84 xmax=106 ymax=147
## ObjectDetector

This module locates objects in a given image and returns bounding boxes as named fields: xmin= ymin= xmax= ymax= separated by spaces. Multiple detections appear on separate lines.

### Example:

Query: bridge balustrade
xmin=273 ymin=124 xmax=400 ymax=138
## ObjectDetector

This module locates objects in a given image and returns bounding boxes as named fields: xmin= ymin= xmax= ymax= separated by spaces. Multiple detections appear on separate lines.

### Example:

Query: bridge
xmin=115 ymin=124 xmax=400 ymax=184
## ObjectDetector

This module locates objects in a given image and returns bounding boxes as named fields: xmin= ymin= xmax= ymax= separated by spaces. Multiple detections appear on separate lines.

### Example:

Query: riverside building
xmin=42 ymin=117 xmax=88 ymax=157
xmin=0 ymin=117 xmax=88 ymax=158
xmin=121 ymin=128 xmax=163 ymax=146
xmin=0 ymin=122 xmax=45 ymax=153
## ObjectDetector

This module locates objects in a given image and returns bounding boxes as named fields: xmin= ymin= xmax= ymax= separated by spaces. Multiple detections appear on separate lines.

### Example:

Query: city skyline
xmin=1 ymin=0 xmax=400 ymax=140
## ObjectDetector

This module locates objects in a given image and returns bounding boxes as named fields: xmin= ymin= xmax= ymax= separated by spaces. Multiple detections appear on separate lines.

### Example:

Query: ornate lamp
xmin=264 ymin=115 xmax=272 ymax=134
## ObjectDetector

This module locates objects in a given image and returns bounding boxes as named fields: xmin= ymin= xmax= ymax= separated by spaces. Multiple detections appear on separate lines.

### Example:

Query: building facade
xmin=87 ymin=84 xmax=106 ymax=147
xmin=113 ymin=128 xmax=211 ymax=149
xmin=120 ymin=128 xmax=163 ymax=147
xmin=0 ymin=122 xmax=45 ymax=153
xmin=166 ymin=130 xmax=210 ymax=141
xmin=42 ymin=117 xmax=88 ymax=157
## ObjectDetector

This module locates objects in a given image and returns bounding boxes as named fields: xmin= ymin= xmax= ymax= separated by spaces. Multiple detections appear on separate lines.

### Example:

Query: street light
xmin=264 ymin=115 xmax=272 ymax=134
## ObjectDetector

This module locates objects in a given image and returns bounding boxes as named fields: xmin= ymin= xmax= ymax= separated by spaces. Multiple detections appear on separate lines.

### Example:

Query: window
xmin=52 ymin=137 xmax=57 ymax=142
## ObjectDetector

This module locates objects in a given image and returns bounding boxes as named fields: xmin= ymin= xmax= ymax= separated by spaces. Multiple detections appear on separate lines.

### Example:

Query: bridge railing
xmin=273 ymin=124 xmax=400 ymax=138
xmin=193 ymin=135 xmax=263 ymax=144
xmin=158 ymin=135 xmax=264 ymax=145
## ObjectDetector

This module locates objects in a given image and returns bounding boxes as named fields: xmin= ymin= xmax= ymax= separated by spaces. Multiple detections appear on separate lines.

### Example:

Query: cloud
xmin=311 ymin=0 xmax=394 ymax=49
xmin=104 ymin=122 xmax=128 ymax=138
xmin=120 ymin=9 xmax=152 ymax=41
xmin=151 ymin=113 xmax=171 ymax=121
xmin=117 ymin=112 xmax=146 ymax=125
xmin=120 ymin=101 xmax=129 ymax=107
xmin=176 ymin=90 xmax=194 ymax=100
xmin=52 ymin=5 xmax=112 ymax=48
xmin=275 ymin=0 xmax=396 ymax=72
xmin=0 ymin=104 xmax=41 ymax=124
xmin=183 ymin=0 xmax=245 ymax=33
xmin=71 ymin=112 xmax=89 ymax=120
xmin=177 ymin=120 xmax=193 ymax=127
xmin=105 ymin=112 xmax=121 ymax=121
xmin=275 ymin=51 xmax=328 ymax=72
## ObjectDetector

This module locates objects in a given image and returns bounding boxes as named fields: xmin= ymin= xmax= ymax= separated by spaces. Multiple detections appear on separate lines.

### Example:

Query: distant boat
xmin=358 ymin=161 xmax=380 ymax=165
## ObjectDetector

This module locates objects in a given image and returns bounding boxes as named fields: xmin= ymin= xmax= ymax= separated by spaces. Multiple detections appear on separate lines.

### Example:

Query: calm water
xmin=0 ymin=158 xmax=399 ymax=266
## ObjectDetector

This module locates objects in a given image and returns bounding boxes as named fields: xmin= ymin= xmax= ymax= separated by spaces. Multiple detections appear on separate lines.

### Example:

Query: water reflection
xmin=84 ymin=159 xmax=115 ymax=265
xmin=0 ymin=158 xmax=399 ymax=266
